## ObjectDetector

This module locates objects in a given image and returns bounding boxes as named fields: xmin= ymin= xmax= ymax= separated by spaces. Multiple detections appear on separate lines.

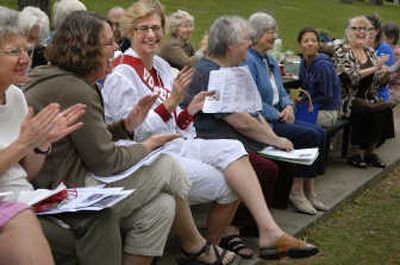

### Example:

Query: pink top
xmin=0 ymin=201 xmax=28 ymax=227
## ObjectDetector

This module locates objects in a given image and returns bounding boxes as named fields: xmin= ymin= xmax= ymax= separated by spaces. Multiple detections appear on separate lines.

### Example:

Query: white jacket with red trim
xmin=102 ymin=48 xmax=196 ymax=142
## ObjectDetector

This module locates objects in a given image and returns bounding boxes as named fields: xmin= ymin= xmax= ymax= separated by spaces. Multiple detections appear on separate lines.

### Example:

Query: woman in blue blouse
xmin=366 ymin=14 xmax=395 ymax=102
xmin=246 ymin=12 xmax=328 ymax=215
xmin=298 ymin=27 xmax=341 ymax=128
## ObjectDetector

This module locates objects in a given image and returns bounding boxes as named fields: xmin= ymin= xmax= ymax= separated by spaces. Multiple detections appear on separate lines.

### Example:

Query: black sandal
xmin=364 ymin=153 xmax=386 ymax=168
xmin=176 ymin=241 xmax=239 ymax=265
xmin=347 ymin=154 xmax=367 ymax=169
xmin=219 ymin=234 xmax=253 ymax=259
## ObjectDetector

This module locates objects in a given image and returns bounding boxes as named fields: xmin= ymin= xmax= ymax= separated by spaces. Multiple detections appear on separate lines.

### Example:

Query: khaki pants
xmin=91 ymin=154 xmax=190 ymax=256
xmin=39 ymin=208 xmax=121 ymax=265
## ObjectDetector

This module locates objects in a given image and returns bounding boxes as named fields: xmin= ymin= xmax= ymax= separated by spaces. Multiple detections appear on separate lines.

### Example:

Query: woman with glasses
xmin=159 ymin=9 xmax=207 ymax=70
xmin=245 ymin=12 xmax=329 ymax=215
xmin=334 ymin=16 xmax=394 ymax=168
xmin=24 ymin=9 xmax=238 ymax=265
xmin=103 ymin=1 xmax=319 ymax=261
xmin=0 ymin=6 xmax=86 ymax=265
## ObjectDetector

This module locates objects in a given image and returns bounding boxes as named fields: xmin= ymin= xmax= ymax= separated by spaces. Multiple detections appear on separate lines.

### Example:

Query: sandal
xmin=259 ymin=234 xmax=319 ymax=260
xmin=219 ymin=234 xmax=253 ymax=259
xmin=347 ymin=154 xmax=367 ymax=169
xmin=176 ymin=241 xmax=239 ymax=265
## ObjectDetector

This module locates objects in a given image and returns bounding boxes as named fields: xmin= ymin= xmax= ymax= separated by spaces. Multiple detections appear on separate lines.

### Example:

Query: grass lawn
xmin=266 ymin=163 xmax=400 ymax=265
xmin=4 ymin=0 xmax=400 ymax=51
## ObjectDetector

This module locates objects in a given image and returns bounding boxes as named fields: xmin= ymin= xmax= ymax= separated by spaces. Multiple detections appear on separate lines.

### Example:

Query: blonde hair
xmin=120 ymin=0 xmax=166 ymax=37
xmin=168 ymin=10 xmax=194 ymax=36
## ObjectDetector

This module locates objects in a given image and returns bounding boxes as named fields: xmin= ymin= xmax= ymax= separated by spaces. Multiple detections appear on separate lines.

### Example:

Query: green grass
xmin=267 ymin=164 xmax=400 ymax=265
xmin=5 ymin=0 xmax=400 ymax=51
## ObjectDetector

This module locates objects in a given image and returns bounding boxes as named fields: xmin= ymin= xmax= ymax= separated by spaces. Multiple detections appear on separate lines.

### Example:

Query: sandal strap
xmin=210 ymin=243 xmax=225 ymax=265
xmin=220 ymin=235 xmax=247 ymax=252
xmin=179 ymin=241 xmax=212 ymax=260
xmin=177 ymin=241 xmax=233 ymax=265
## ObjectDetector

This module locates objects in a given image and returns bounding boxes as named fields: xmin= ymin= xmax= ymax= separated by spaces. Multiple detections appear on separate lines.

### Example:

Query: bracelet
xmin=34 ymin=144 xmax=52 ymax=155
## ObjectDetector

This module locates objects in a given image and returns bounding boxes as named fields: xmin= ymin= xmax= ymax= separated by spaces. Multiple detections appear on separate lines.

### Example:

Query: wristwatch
xmin=34 ymin=144 xmax=52 ymax=155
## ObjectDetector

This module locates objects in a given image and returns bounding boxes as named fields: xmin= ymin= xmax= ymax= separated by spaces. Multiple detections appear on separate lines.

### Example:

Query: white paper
xmin=16 ymin=183 xmax=67 ymax=206
xmin=37 ymin=187 xmax=134 ymax=215
xmin=202 ymin=65 xmax=262 ymax=113
xmin=93 ymin=140 xmax=166 ymax=184
xmin=258 ymin=146 xmax=319 ymax=165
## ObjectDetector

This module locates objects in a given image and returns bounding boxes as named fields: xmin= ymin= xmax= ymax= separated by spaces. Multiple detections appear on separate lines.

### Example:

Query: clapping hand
xmin=17 ymin=103 xmax=86 ymax=152
xmin=164 ymin=67 xmax=194 ymax=112
xmin=124 ymin=95 xmax=157 ymax=131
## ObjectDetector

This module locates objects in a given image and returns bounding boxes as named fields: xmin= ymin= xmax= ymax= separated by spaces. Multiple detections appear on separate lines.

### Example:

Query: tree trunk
xmin=18 ymin=0 xmax=50 ymax=16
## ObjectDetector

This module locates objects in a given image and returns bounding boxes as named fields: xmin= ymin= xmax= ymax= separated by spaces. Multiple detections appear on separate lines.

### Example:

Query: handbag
xmin=294 ymin=88 xmax=320 ymax=124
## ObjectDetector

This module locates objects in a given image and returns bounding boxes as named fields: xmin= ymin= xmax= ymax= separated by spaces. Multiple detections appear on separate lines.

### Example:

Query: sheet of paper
xmin=202 ymin=65 xmax=262 ymax=113
xmin=92 ymin=140 xmax=166 ymax=184
xmin=258 ymin=146 xmax=319 ymax=165
xmin=37 ymin=187 xmax=134 ymax=215
xmin=16 ymin=183 xmax=67 ymax=206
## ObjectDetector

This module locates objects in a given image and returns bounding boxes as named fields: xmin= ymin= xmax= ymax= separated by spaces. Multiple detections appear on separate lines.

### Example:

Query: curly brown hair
xmin=45 ymin=11 xmax=106 ymax=77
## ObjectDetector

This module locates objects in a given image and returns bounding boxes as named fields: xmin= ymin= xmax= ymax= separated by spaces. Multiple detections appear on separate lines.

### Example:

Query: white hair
xmin=248 ymin=12 xmax=277 ymax=44
xmin=18 ymin=6 xmax=50 ymax=45
xmin=208 ymin=15 xmax=250 ymax=57
xmin=168 ymin=10 xmax=194 ymax=36
xmin=53 ymin=0 xmax=87 ymax=29
xmin=0 ymin=6 xmax=22 ymax=47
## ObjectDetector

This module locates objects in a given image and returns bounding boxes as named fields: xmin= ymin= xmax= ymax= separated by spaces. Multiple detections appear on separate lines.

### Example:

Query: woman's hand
xmin=42 ymin=104 xmax=86 ymax=148
xmin=273 ymin=137 xmax=294 ymax=151
xmin=124 ymin=95 xmax=157 ymax=131
xmin=164 ymin=67 xmax=194 ymax=112
xmin=17 ymin=103 xmax=86 ymax=152
xmin=199 ymin=33 xmax=208 ymax=53
xmin=142 ymin=133 xmax=180 ymax=152
xmin=187 ymin=91 xmax=215 ymax=115
xmin=279 ymin=105 xmax=295 ymax=124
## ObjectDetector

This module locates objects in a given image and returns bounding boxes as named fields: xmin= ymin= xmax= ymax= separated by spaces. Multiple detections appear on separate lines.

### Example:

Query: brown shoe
xmin=259 ymin=234 xmax=319 ymax=260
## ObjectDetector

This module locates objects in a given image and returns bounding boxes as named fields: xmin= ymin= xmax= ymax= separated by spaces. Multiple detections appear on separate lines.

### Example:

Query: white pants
xmin=164 ymin=138 xmax=247 ymax=204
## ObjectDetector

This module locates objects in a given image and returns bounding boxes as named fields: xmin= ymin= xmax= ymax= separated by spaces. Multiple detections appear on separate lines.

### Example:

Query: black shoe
xmin=347 ymin=154 xmax=367 ymax=169
xmin=364 ymin=153 xmax=386 ymax=168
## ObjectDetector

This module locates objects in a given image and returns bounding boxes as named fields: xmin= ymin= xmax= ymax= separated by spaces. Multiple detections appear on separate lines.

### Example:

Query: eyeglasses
xmin=0 ymin=45 xmax=34 ymax=58
xmin=350 ymin=26 xmax=368 ymax=32
xmin=134 ymin=25 xmax=163 ymax=34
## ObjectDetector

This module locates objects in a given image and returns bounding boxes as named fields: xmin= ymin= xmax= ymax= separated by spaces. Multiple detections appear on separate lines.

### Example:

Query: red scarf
xmin=112 ymin=55 xmax=171 ymax=102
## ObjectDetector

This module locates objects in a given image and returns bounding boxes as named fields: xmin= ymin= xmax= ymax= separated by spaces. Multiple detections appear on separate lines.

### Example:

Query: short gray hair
xmin=168 ymin=10 xmax=194 ymax=36
xmin=18 ymin=6 xmax=50 ymax=45
xmin=248 ymin=12 xmax=277 ymax=44
xmin=0 ymin=6 xmax=23 ymax=47
xmin=53 ymin=0 xmax=87 ymax=29
xmin=207 ymin=15 xmax=250 ymax=58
